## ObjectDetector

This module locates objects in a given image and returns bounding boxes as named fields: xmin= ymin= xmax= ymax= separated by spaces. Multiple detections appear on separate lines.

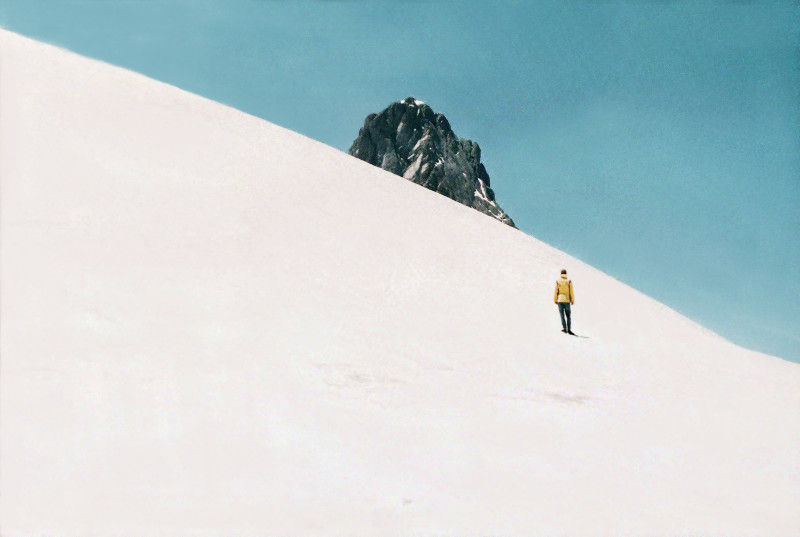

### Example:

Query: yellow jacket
xmin=554 ymin=276 xmax=574 ymax=304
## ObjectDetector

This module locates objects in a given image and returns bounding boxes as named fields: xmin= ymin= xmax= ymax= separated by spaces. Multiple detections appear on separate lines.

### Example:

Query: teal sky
xmin=2 ymin=1 xmax=798 ymax=362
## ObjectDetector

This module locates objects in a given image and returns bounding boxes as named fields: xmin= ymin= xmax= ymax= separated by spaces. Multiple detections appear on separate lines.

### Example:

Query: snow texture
xmin=1 ymin=30 xmax=799 ymax=537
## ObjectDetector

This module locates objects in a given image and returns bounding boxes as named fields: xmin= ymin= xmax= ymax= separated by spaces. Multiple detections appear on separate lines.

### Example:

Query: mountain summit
xmin=349 ymin=97 xmax=515 ymax=227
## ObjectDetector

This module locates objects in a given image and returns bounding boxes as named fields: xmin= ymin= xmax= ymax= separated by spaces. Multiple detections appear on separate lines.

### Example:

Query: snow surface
xmin=1 ymin=30 xmax=799 ymax=537
xmin=411 ymin=133 xmax=429 ymax=152
xmin=403 ymin=152 xmax=425 ymax=180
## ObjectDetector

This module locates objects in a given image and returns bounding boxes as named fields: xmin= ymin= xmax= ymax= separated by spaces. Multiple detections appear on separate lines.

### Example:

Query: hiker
xmin=554 ymin=269 xmax=575 ymax=334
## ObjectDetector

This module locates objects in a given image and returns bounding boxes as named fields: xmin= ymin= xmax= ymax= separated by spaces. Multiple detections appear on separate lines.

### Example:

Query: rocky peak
xmin=348 ymin=97 xmax=515 ymax=228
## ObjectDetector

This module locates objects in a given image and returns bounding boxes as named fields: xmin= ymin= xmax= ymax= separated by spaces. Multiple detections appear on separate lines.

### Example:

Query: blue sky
xmin=2 ymin=1 xmax=798 ymax=361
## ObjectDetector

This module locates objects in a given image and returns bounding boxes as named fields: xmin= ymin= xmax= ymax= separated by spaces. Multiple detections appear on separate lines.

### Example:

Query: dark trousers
xmin=558 ymin=302 xmax=571 ymax=331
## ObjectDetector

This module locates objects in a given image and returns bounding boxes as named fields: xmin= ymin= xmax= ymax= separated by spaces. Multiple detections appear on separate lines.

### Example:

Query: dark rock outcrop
xmin=348 ymin=97 xmax=515 ymax=227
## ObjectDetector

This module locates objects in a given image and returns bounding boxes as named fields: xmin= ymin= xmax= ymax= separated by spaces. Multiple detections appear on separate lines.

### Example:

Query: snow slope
xmin=1 ymin=30 xmax=798 ymax=536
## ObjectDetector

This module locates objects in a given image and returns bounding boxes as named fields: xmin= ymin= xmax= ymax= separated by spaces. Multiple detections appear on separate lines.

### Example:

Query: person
xmin=554 ymin=269 xmax=575 ymax=334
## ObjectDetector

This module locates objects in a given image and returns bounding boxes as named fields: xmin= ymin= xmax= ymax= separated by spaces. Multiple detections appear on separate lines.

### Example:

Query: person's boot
xmin=561 ymin=328 xmax=567 ymax=333
xmin=568 ymin=329 xmax=575 ymax=335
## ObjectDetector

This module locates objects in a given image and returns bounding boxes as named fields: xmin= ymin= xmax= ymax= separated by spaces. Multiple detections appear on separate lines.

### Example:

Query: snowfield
xmin=1 ymin=30 xmax=798 ymax=537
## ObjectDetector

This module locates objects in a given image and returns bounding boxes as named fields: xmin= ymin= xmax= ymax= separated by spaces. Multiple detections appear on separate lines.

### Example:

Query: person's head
xmin=561 ymin=269 xmax=567 ymax=276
